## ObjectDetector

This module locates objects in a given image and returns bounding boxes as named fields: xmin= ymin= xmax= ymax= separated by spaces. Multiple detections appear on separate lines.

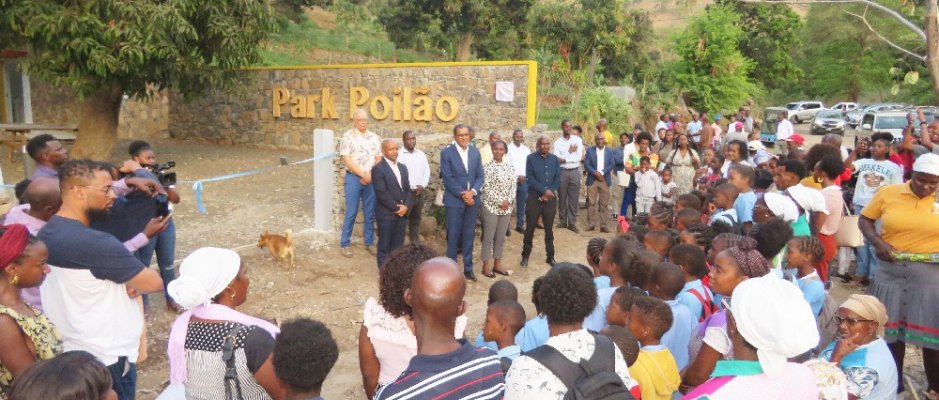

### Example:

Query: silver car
xmin=810 ymin=109 xmax=846 ymax=135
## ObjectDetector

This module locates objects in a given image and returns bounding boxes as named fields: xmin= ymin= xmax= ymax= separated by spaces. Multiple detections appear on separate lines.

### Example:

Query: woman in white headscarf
xmin=159 ymin=248 xmax=282 ymax=400
xmin=682 ymin=275 xmax=820 ymax=399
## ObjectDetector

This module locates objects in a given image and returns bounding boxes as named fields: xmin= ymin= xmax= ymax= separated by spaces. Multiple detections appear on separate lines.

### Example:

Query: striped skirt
xmin=868 ymin=260 xmax=939 ymax=350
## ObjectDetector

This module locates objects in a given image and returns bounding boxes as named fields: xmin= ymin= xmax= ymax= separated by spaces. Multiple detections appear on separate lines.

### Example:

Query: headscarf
xmin=840 ymin=294 xmax=888 ymax=336
xmin=166 ymin=247 xmax=279 ymax=385
xmin=0 ymin=224 xmax=30 ymax=269
xmin=731 ymin=275 xmax=819 ymax=376
xmin=726 ymin=237 xmax=771 ymax=278
xmin=762 ymin=192 xmax=799 ymax=222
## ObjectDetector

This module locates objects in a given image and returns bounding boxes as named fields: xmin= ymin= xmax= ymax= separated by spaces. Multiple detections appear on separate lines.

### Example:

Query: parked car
xmin=785 ymin=101 xmax=825 ymax=123
xmin=846 ymin=103 xmax=904 ymax=128
xmin=760 ymin=107 xmax=787 ymax=145
xmin=810 ymin=109 xmax=846 ymax=135
xmin=856 ymin=111 xmax=909 ymax=139
xmin=831 ymin=102 xmax=859 ymax=113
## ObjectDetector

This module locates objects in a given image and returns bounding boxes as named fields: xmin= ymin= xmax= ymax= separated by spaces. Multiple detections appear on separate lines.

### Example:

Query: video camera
xmin=152 ymin=161 xmax=177 ymax=187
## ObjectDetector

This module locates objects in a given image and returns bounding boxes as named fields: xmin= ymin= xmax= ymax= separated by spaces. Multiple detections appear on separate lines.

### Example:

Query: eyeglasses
xmin=832 ymin=315 xmax=873 ymax=326
xmin=79 ymin=185 xmax=115 ymax=195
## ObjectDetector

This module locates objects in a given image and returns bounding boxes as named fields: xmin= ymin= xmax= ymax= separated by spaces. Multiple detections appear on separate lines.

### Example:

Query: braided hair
xmin=648 ymin=201 xmax=674 ymax=229
xmin=790 ymin=236 xmax=825 ymax=263
xmin=681 ymin=223 xmax=716 ymax=252
xmin=726 ymin=237 xmax=772 ymax=278
xmin=587 ymin=237 xmax=608 ymax=267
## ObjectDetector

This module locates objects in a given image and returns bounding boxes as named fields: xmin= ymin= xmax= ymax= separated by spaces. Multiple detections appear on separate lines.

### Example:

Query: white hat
xmin=913 ymin=153 xmax=939 ymax=176
xmin=747 ymin=140 xmax=765 ymax=151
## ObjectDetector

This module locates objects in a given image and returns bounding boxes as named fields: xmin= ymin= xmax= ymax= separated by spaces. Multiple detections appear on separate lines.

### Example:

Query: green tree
xmin=671 ymin=4 xmax=760 ymax=112
xmin=716 ymin=0 xmax=803 ymax=90
xmin=378 ymin=0 xmax=533 ymax=61
xmin=0 ymin=0 xmax=275 ymax=159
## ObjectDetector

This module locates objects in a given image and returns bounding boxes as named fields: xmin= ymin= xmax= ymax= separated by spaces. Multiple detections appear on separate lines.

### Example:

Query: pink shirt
xmin=819 ymin=186 xmax=844 ymax=235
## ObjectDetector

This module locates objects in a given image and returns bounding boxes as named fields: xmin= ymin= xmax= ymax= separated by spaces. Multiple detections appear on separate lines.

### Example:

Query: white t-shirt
xmin=504 ymin=329 xmax=638 ymax=399
xmin=852 ymin=159 xmax=903 ymax=206
xmin=553 ymin=135 xmax=584 ymax=169
xmin=507 ymin=143 xmax=532 ymax=177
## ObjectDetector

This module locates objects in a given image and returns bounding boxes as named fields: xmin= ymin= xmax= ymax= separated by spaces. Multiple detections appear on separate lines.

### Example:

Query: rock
xmin=419 ymin=217 xmax=437 ymax=238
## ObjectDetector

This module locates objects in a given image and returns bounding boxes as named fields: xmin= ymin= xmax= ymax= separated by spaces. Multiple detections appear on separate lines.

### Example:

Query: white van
xmin=857 ymin=111 xmax=909 ymax=140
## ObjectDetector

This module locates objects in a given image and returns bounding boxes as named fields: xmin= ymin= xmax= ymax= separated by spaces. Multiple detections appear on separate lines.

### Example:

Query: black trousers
xmin=522 ymin=193 xmax=557 ymax=260
xmin=377 ymin=216 xmax=407 ymax=268
xmin=407 ymin=191 xmax=424 ymax=244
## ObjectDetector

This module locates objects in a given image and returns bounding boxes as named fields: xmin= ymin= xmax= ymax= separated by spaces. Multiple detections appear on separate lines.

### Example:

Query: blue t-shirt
xmin=734 ymin=191 xmax=757 ymax=225
xmin=662 ymin=299 xmax=696 ymax=370
xmin=518 ymin=315 xmax=550 ymax=352
xmin=594 ymin=275 xmax=611 ymax=290
xmin=677 ymin=280 xmax=712 ymax=321
xmin=374 ymin=339 xmax=504 ymax=400
xmin=475 ymin=330 xmax=524 ymax=352
xmin=787 ymin=270 xmax=825 ymax=317
xmin=583 ymin=286 xmax=618 ymax=333
xmin=38 ymin=215 xmax=145 ymax=283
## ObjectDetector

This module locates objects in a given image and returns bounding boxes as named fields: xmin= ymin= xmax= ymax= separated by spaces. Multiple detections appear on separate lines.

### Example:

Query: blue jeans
xmin=106 ymin=357 xmax=137 ymax=400
xmin=515 ymin=181 xmax=528 ymax=230
xmin=854 ymin=205 xmax=879 ymax=279
xmin=137 ymin=219 xmax=176 ymax=307
xmin=340 ymin=172 xmax=375 ymax=248
xmin=446 ymin=203 xmax=479 ymax=272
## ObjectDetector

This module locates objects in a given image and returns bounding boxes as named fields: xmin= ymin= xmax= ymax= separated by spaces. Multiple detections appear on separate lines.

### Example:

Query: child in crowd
xmin=678 ymin=223 xmax=716 ymax=255
xmin=814 ymin=154 xmax=845 ymax=284
xmin=584 ymin=236 xmax=639 ymax=332
xmin=674 ymin=208 xmax=702 ymax=232
xmin=605 ymin=286 xmax=648 ymax=327
xmin=643 ymin=230 xmax=675 ymax=260
xmin=648 ymin=202 xmax=674 ymax=231
xmin=749 ymin=217 xmax=794 ymax=278
xmin=753 ymin=167 xmax=775 ymax=193
xmin=670 ymin=244 xmax=716 ymax=323
xmin=628 ymin=296 xmax=681 ymax=400
xmin=708 ymin=183 xmax=740 ymax=229
xmin=272 ymin=318 xmax=339 ymax=400
xmin=517 ymin=277 xmax=549 ymax=352
xmin=695 ymin=148 xmax=716 ymax=186
xmin=475 ymin=280 xmax=519 ymax=350
xmin=635 ymin=156 xmax=662 ymax=214
xmin=632 ymin=250 xmax=664 ymax=292
xmin=482 ymin=300 xmax=527 ymax=370
xmin=728 ymin=164 xmax=757 ymax=234
xmin=627 ymin=224 xmax=650 ymax=244
xmin=600 ymin=325 xmax=644 ymax=400
xmin=701 ymin=193 xmax=718 ymax=223
xmin=784 ymin=236 xmax=826 ymax=317
xmin=650 ymin=262 xmax=697 ymax=371
xmin=586 ymin=237 xmax=610 ymax=289
xmin=660 ymin=168 xmax=678 ymax=205
xmin=674 ymin=193 xmax=703 ymax=214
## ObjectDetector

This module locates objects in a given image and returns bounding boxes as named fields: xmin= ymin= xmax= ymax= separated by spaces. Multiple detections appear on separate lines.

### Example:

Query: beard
xmin=85 ymin=208 xmax=112 ymax=222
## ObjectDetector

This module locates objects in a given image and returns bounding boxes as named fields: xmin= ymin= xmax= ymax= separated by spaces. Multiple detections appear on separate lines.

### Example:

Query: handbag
xmin=222 ymin=324 xmax=248 ymax=400
xmin=835 ymin=203 xmax=863 ymax=248
xmin=616 ymin=171 xmax=631 ymax=187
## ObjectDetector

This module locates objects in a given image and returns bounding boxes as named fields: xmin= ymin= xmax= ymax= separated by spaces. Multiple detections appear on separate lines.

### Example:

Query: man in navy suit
xmin=584 ymin=132 xmax=615 ymax=232
xmin=372 ymin=139 xmax=412 ymax=268
xmin=440 ymin=124 xmax=484 ymax=281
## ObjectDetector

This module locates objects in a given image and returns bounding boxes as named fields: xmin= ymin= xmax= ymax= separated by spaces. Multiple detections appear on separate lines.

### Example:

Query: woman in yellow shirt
xmin=860 ymin=153 xmax=939 ymax=395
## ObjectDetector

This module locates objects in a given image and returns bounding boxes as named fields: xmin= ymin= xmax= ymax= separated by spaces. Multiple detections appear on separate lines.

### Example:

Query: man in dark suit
xmin=521 ymin=134 xmax=561 ymax=267
xmin=440 ymin=124 xmax=484 ymax=281
xmin=372 ymin=139 xmax=412 ymax=268
xmin=584 ymin=132 xmax=615 ymax=232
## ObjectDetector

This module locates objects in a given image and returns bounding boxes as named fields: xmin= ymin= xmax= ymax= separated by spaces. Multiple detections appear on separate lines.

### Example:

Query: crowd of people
xmin=1 ymin=104 xmax=939 ymax=400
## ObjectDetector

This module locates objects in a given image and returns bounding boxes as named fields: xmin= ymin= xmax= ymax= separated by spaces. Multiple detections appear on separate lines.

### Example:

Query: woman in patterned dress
xmin=0 ymin=224 xmax=62 ymax=399
xmin=480 ymin=140 xmax=516 ymax=278
xmin=663 ymin=133 xmax=700 ymax=196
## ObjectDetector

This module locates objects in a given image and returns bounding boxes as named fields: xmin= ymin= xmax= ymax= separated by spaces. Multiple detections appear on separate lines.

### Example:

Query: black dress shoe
xmin=567 ymin=225 xmax=580 ymax=234
xmin=464 ymin=271 xmax=478 ymax=282
xmin=546 ymin=257 xmax=557 ymax=266
xmin=520 ymin=257 xmax=529 ymax=267
xmin=515 ymin=227 xmax=525 ymax=234
xmin=505 ymin=229 xmax=511 ymax=237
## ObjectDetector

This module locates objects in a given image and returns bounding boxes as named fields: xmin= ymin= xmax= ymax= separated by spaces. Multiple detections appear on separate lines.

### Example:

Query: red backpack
xmin=687 ymin=287 xmax=719 ymax=323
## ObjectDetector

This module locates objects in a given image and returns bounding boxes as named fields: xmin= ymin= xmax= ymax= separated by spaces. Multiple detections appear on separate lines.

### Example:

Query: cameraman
xmin=128 ymin=140 xmax=181 ymax=312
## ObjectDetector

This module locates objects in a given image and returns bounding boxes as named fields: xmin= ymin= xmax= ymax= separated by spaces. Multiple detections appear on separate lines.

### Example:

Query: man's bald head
xmin=822 ymin=134 xmax=842 ymax=147
xmin=26 ymin=177 xmax=62 ymax=221
xmin=406 ymin=257 xmax=467 ymax=321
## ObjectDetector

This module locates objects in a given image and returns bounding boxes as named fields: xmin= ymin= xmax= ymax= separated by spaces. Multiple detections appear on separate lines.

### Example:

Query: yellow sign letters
xmin=272 ymin=86 xmax=460 ymax=122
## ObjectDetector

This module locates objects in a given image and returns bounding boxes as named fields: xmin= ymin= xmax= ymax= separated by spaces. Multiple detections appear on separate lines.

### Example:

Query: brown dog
xmin=258 ymin=229 xmax=294 ymax=268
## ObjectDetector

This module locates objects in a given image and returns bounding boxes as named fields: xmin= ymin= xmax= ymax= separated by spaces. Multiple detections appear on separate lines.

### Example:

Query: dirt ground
xmin=0 ymin=134 xmax=929 ymax=399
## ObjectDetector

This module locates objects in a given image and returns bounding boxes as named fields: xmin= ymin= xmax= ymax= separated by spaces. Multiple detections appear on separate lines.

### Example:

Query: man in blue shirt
xmin=521 ymin=135 xmax=561 ymax=267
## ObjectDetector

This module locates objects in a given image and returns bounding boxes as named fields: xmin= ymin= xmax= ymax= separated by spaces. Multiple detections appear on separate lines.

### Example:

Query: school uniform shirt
xmin=677 ymin=280 xmax=713 ymax=321
xmin=518 ymin=314 xmax=550 ymax=352
xmin=475 ymin=330 xmax=524 ymax=353
xmin=734 ymin=191 xmax=757 ymax=225
xmin=583 ymin=286 xmax=618 ymax=333
xmin=786 ymin=270 xmax=825 ymax=317
xmin=662 ymin=300 xmax=696 ymax=371
xmin=852 ymin=159 xmax=903 ymax=207
xmin=505 ymin=329 xmax=638 ymax=400
xmin=709 ymin=209 xmax=738 ymax=227
xmin=594 ymin=275 xmax=611 ymax=290
xmin=628 ymin=345 xmax=681 ymax=400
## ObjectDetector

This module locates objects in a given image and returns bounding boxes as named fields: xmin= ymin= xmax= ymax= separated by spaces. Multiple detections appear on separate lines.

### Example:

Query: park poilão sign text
xmin=272 ymin=86 xmax=460 ymax=122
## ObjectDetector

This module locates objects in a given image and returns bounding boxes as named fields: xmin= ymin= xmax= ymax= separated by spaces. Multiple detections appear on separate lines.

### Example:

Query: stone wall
xmin=168 ymin=62 xmax=535 ymax=148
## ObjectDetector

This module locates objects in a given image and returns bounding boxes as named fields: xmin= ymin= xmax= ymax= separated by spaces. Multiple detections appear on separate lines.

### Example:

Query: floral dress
xmin=481 ymin=160 xmax=517 ymax=216
xmin=664 ymin=148 xmax=699 ymax=196
xmin=0 ymin=304 xmax=62 ymax=399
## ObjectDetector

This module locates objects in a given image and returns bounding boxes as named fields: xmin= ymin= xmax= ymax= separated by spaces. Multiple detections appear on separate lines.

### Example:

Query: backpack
xmin=712 ymin=212 xmax=745 ymax=236
xmin=526 ymin=334 xmax=635 ymax=400
xmin=688 ymin=287 xmax=719 ymax=323
xmin=499 ymin=357 xmax=514 ymax=374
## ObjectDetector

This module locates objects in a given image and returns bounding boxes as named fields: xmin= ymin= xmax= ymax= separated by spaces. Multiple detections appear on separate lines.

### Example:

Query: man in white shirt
xmin=654 ymin=114 xmax=669 ymax=143
xmin=507 ymin=129 xmax=532 ymax=233
xmin=398 ymin=130 xmax=430 ymax=244
xmin=711 ymin=115 xmax=723 ymax=149
xmin=553 ymin=120 xmax=584 ymax=233
xmin=687 ymin=113 xmax=703 ymax=143
xmin=776 ymin=111 xmax=795 ymax=156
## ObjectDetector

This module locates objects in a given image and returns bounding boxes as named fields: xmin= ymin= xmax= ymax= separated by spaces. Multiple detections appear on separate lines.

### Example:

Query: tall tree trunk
xmin=456 ymin=31 xmax=473 ymax=61
xmin=926 ymin=0 xmax=939 ymax=100
xmin=71 ymin=86 xmax=123 ymax=160
xmin=586 ymin=47 xmax=599 ymax=87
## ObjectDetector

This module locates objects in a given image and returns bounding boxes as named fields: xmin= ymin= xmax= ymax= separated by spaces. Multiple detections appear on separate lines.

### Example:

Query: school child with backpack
xmin=482 ymin=300 xmax=526 ymax=373
xmin=708 ymin=183 xmax=742 ymax=234
xmin=669 ymin=244 xmax=718 ymax=322
xmin=627 ymin=296 xmax=681 ymax=400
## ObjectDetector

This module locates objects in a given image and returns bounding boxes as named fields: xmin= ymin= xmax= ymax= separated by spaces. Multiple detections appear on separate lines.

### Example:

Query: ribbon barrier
xmin=180 ymin=152 xmax=334 ymax=214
